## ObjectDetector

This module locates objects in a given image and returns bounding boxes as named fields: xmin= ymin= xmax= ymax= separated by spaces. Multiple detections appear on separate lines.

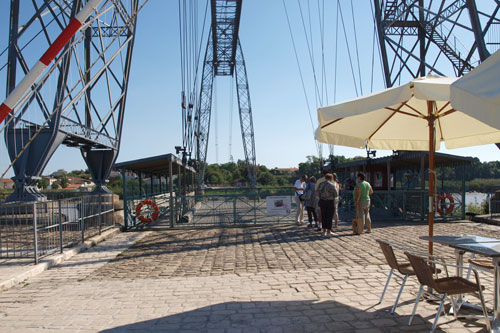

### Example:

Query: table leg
xmin=493 ymin=257 xmax=500 ymax=332
xmin=456 ymin=249 xmax=464 ymax=305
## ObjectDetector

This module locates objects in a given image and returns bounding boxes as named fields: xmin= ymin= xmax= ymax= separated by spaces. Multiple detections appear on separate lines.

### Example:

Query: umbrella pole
xmin=428 ymin=101 xmax=435 ymax=255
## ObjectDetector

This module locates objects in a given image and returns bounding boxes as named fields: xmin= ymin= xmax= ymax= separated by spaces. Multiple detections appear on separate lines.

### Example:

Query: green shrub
xmin=466 ymin=202 xmax=486 ymax=215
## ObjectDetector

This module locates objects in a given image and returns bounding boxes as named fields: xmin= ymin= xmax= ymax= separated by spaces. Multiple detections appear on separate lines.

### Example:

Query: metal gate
xmin=176 ymin=192 xmax=295 ymax=226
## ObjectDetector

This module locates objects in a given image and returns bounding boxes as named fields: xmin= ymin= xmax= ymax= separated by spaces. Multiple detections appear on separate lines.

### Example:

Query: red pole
xmin=428 ymin=100 xmax=435 ymax=255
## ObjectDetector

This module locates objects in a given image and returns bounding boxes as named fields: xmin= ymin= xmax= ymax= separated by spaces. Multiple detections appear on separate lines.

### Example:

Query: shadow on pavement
xmin=100 ymin=299 xmax=488 ymax=332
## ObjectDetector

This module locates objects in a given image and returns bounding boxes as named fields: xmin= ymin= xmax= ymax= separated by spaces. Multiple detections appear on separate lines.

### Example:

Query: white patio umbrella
xmin=316 ymin=55 xmax=500 ymax=253
xmin=451 ymin=49 xmax=500 ymax=129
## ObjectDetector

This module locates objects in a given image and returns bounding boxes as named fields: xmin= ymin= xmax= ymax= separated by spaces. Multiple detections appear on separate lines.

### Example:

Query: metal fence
xmin=122 ymin=187 xmax=465 ymax=229
xmin=0 ymin=194 xmax=114 ymax=263
xmin=180 ymin=189 xmax=464 ymax=225
xmin=338 ymin=190 xmax=464 ymax=221
xmin=177 ymin=192 xmax=295 ymax=226
xmin=124 ymin=191 xmax=175 ymax=229
xmin=490 ymin=199 xmax=500 ymax=218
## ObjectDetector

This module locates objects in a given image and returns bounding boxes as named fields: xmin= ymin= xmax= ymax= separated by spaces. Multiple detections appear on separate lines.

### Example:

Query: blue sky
xmin=0 ymin=0 xmax=499 ymax=176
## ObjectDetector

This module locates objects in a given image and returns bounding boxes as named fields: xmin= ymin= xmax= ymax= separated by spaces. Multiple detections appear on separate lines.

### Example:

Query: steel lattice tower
xmin=195 ymin=0 xmax=257 ymax=187
xmin=374 ymin=0 xmax=500 ymax=88
xmin=3 ymin=0 xmax=141 ymax=201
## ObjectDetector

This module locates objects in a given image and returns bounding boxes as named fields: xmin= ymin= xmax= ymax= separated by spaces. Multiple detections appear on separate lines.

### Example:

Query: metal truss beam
xmin=195 ymin=35 xmax=215 ymax=186
xmin=194 ymin=0 xmax=256 ymax=187
xmin=374 ymin=0 xmax=500 ymax=87
xmin=211 ymin=0 xmax=242 ymax=76
xmin=234 ymin=39 xmax=256 ymax=187
xmin=3 ymin=0 xmax=141 ymax=201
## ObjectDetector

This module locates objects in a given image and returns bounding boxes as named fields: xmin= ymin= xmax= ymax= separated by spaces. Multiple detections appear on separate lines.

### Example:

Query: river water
xmin=464 ymin=192 xmax=488 ymax=206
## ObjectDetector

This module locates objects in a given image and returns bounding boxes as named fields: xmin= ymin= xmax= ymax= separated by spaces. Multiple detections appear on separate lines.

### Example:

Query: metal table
xmin=422 ymin=234 xmax=500 ymax=332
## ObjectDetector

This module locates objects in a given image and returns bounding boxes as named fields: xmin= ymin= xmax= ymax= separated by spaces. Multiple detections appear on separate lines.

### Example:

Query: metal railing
xmin=0 ymin=194 xmax=115 ymax=263
xmin=124 ymin=191 xmax=174 ymax=229
xmin=339 ymin=190 xmax=464 ymax=221
xmin=122 ymin=187 xmax=466 ymax=229
xmin=176 ymin=192 xmax=295 ymax=226
xmin=490 ymin=199 xmax=500 ymax=218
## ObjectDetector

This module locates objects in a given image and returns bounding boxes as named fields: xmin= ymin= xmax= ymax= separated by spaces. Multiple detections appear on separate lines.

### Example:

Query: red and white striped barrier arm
xmin=0 ymin=0 xmax=103 ymax=123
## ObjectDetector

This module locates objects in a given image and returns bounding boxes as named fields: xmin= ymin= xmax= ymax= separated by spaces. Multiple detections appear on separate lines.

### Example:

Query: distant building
xmin=110 ymin=169 xmax=135 ymax=180
xmin=0 ymin=178 xmax=14 ymax=189
xmin=109 ymin=170 xmax=120 ymax=178
xmin=273 ymin=167 xmax=299 ymax=175
xmin=50 ymin=170 xmax=67 ymax=178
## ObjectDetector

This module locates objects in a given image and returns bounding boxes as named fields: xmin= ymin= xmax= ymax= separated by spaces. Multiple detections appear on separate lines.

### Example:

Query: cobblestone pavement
xmin=0 ymin=220 xmax=499 ymax=332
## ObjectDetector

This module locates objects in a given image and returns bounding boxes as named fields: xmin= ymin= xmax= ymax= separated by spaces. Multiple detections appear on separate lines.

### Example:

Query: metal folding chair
xmin=406 ymin=252 xmax=491 ymax=332
xmin=376 ymin=240 xmax=444 ymax=314
xmin=377 ymin=240 xmax=415 ymax=313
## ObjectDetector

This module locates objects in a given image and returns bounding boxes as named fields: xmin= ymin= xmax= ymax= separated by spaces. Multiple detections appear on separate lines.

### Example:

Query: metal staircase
xmin=424 ymin=25 xmax=472 ymax=75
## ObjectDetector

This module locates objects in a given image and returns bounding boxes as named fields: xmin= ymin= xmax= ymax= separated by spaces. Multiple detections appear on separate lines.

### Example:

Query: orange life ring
xmin=436 ymin=193 xmax=455 ymax=215
xmin=135 ymin=200 xmax=159 ymax=223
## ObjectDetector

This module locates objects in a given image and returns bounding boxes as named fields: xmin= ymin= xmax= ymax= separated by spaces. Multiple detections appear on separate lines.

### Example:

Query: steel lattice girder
xmin=194 ymin=0 xmax=256 ymax=187
xmin=211 ymin=0 xmax=242 ymax=76
xmin=195 ymin=39 xmax=257 ymax=187
xmin=234 ymin=38 xmax=256 ymax=187
xmin=374 ymin=0 xmax=500 ymax=88
xmin=3 ymin=0 xmax=140 ymax=201
xmin=196 ymin=34 xmax=215 ymax=186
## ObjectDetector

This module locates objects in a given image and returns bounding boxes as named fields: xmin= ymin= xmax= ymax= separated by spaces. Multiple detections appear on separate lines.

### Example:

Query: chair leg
xmin=391 ymin=274 xmax=408 ymax=313
xmin=409 ymin=285 xmax=424 ymax=326
xmin=478 ymin=287 xmax=491 ymax=331
xmin=450 ymin=296 xmax=458 ymax=319
xmin=431 ymin=293 xmax=447 ymax=333
xmin=379 ymin=268 xmax=393 ymax=304
xmin=466 ymin=253 xmax=475 ymax=281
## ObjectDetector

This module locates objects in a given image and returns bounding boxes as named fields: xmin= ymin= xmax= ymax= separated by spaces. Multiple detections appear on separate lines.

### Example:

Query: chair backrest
xmin=405 ymin=252 xmax=436 ymax=289
xmin=376 ymin=239 xmax=399 ymax=270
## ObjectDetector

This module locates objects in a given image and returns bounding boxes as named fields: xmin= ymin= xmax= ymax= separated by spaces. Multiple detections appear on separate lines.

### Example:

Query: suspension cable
xmin=282 ymin=0 xmax=321 ymax=158
xmin=338 ymin=1 xmax=359 ymax=97
xmin=297 ymin=0 xmax=323 ymax=106
xmin=350 ymin=0 xmax=363 ymax=95
xmin=228 ymin=76 xmax=234 ymax=162
xmin=370 ymin=1 xmax=386 ymax=90
xmin=334 ymin=0 xmax=339 ymax=103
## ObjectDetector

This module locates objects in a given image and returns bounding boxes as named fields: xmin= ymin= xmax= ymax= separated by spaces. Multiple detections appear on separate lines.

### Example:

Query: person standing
xmin=304 ymin=176 xmax=318 ymax=228
xmin=315 ymin=168 xmax=329 ymax=231
xmin=317 ymin=174 xmax=338 ymax=236
xmin=332 ymin=173 xmax=341 ymax=228
xmin=293 ymin=175 xmax=307 ymax=225
xmin=355 ymin=172 xmax=373 ymax=233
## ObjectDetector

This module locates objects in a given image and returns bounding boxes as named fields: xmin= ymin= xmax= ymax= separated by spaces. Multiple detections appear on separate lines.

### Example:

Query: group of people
xmin=294 ymin=170 xmax=373 ymax=236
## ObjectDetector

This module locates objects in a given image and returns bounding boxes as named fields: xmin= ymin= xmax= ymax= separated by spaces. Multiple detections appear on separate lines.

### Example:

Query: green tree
xmin=38 ymin=178 xmax=49 ymax=190
xmin=51 ymin=182 xmax=59 ymax=189
xmin=277 ymin=177 xmax=288 ymax=186
xmin=298 ymin=155 xmax=322 ymax=178
xmin=258 ymin=172 xmax=276 ymax=186
xmin=209 ymin=173 xmax=222 ymax=185
xmin=61 ymin=175 xmax=68 ymax=189
xmin=108 ymin=177 xmax=123 ymax=196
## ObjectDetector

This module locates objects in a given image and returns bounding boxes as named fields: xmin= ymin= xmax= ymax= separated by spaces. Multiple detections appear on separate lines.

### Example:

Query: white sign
xmin=266 ymin=196 xmax=291 ymax=216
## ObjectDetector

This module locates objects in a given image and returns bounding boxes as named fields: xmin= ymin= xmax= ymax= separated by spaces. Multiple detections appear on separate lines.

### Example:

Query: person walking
xmin=293 ymin=175 xmax=307 ymax=225
xmin=332 ymin=173 xmax=341 ymax=228
xmin=317 ymin=173 xmax=338 ymax=236
xmin=355 ymin=172 xmax=373 ymax=233
xmin=304 ymin=176 xmax=318 ymax=228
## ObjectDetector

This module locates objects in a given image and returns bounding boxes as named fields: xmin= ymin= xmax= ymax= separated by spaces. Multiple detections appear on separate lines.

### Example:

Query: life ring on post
xmin=135 ymin=200 xmax=159 ymax=223
xmin=436 ymin=193 xmax=455 ymax=215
